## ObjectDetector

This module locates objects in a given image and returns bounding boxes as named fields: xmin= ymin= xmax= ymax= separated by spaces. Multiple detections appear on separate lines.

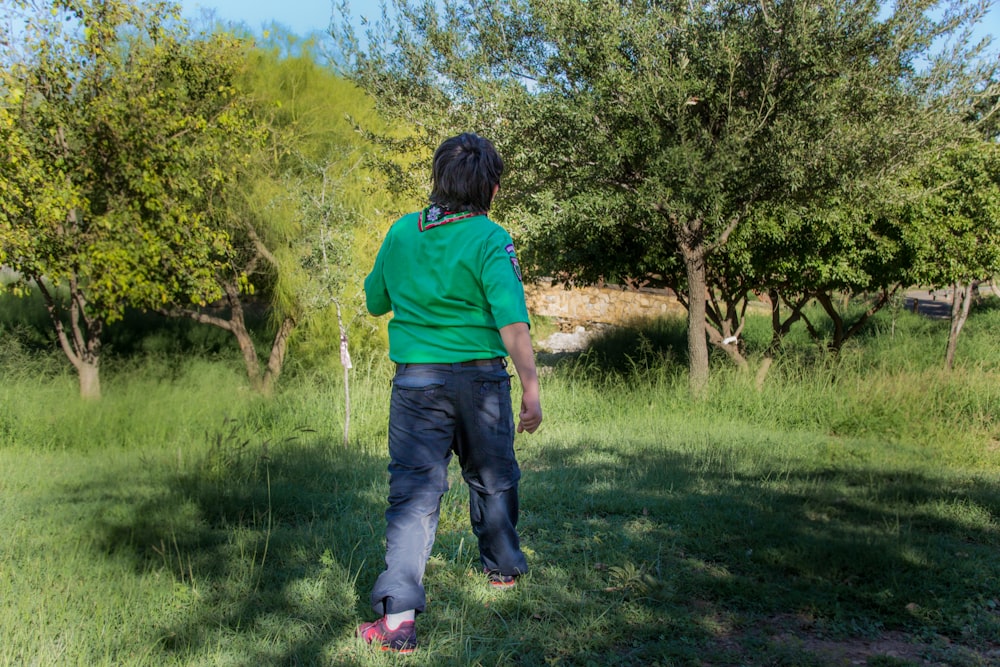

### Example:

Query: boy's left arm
xmin=500 ymin=322 xmax=542 ymax=434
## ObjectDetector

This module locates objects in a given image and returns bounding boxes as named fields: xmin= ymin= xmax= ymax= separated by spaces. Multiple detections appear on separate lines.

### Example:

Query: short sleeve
xmin=364 ymin=230 xmax=393 ymax=316
xmin=480 ymin=229 xmax=530 ymax=328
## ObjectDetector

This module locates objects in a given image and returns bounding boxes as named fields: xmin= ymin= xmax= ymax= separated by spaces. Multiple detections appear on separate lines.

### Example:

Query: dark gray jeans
xmin=371 ymin=360 xmax=528 ymax=616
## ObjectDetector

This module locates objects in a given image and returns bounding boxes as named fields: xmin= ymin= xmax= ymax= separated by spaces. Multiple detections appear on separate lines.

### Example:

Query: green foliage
xmin=1 ymin=0 xmax=252 ymax=316
xmin=901 ymin=139 xmax=1000 ymax=287
xmin=1 ymin=4 xmax=406 ymax=395
xmin=335 ymin=0 xmax=999 ymax=385
xmin=0 ymin=0 xmax=262 ymax=397
xmin=237 ymin=42 xmax=406 ymax=364
xmin=156 ymin=33 xmax=416 ymax=385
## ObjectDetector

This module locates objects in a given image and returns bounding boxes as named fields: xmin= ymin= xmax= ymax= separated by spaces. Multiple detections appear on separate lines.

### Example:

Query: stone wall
xmin=524 ymin=279 xmax=685 ymax=325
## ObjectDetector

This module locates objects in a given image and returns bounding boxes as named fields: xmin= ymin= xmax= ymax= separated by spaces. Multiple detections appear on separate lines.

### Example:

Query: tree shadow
xmin=0 ymin=288 xmax=276 ymax=362
xmin=554 ymin=316 xmax=690 ymax=379
xmin=58 ymin=427 xmax=999 ymax=665
xmin=58 ymin=422 xmax=390 ymax=666
xmin=474 ymin=440 xmax=1000 ymax=665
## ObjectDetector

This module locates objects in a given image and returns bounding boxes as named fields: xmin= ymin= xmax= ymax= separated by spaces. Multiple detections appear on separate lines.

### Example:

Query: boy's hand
xmin=500 ymin=322 xmax=542 ymax=434
xmin=517 ymin=396 xmax=542 ymax=433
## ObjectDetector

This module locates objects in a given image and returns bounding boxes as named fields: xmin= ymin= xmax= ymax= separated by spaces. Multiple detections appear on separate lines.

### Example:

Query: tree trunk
xmin=78 ymin=360 xmax=101 ymax=400
xmin=814 ymin=288 xmax=895 ymax=353
xmin=220 ymin=283 xmax=264 ymax=391
xmin=706 ymin=326 xmax=748 ymax=369
xmin=260 ymin=316 xmax=296 ymax=397
xmin=944 ymin=281 xmax=973 ymax=371
xmin=34 ymin=275 xmax=104 ymax=399
xmin=231 ymin=315 xmax=264 ymax=392
xmin=754 ymin=356 xmax=773 ymax=390
xmin=162 ymin=284 xmax=297 ymax=396
xmin=681 ymin=243 xmax=709 ymax=395
xmin=756 ymin=290 xmax=811 ymax=389
xmin=704 ymin=284 xmax=748 ymax=370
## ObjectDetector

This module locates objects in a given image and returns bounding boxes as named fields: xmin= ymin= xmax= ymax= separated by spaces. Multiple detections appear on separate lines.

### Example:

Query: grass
xmin=0 ymin=299 xmax=998 ymax=665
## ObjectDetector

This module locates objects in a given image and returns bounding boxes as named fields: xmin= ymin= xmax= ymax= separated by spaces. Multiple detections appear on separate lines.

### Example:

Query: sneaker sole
xmin=380 ymin=646 xmax=416 ymax=654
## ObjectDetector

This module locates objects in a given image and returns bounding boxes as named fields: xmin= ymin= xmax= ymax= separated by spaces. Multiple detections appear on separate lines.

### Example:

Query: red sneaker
xmin=484 ymin=567 xmax=517 ymax=588
xmin=356 ymin=616 xmax=418 ymax=653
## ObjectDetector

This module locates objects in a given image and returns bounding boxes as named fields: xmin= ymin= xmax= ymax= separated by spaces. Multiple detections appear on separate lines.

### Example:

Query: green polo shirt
xmin=364 ymin=207 xmax=530 ymax=363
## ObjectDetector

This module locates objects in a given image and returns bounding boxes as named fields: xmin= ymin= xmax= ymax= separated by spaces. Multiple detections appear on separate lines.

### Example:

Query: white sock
xmin=385 ymin=610 xmax=415 ymax=629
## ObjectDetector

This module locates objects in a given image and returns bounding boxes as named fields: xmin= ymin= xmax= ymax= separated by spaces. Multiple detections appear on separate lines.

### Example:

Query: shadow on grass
xmin=59 ymin=429 xmax=1000 ymax=665
xmin=545 ymin=312 xmax=851 ymax=379
xmin=57 ymin=422 xmax=389 ymax=666
xmin=0 ymin=289 xmax=274 ymax=361
xmin=502 ymin=442 xmax=1000 ymax=665
xmin=544 ymin=316 xmax=690 ymax=379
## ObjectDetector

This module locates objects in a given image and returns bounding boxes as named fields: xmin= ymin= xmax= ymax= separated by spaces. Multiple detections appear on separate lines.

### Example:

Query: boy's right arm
xmin=364 ymin=236 xmax=392 ymax=316
xmin=500 ymin=322 xmax=542 ymax=434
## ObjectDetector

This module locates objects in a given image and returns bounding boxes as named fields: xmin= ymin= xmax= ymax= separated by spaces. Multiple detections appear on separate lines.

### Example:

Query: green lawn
xmin=1 ymin=304 xmax=998 ymax=666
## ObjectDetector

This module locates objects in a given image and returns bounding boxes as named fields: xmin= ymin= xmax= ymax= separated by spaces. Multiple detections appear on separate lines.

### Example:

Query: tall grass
xmin=0 ymin=298 xmax=997 ymax=665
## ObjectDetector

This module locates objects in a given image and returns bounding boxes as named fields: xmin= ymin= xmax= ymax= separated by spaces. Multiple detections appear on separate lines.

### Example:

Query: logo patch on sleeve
xmin=505 ymin=243 xmax=522 ymax=282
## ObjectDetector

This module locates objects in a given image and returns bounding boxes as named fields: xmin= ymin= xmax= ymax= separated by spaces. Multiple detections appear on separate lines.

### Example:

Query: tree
xmin=737 ymin=189 xmax=917 ymax=386
xmin=740 ymin=0 xmax=998 ymax=374
xmin=0 ymin=0 xmax=258 ymax=399
xmin=335 ymin=0 xmax=995 ymax=393
xmin=159 ymin=32 xmax=403 ymax=396
xmin=901 ymin=140 xmax=1000 ymax=369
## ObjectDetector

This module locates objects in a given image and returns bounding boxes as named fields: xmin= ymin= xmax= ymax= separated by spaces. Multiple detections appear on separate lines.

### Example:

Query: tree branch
xmin=156 ymin=306 xmax=234 ymax=331
xmin=33 ymin=275 xmax=82 ymax=369
xmin=246 ymin=225 xmax=280 ymax=269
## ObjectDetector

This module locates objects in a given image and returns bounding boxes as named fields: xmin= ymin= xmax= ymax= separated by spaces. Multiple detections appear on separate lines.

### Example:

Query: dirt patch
xmin=772 ymin=630 xmax=949 ymax=666
xmin=713 ymin=612 xmax=1000 ymax=666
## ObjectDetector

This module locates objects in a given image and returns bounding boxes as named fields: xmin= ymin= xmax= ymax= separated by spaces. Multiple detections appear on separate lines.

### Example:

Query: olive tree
xmin=901 ymin=140 xmax=1000 ymax=369
xmin=335 ymin=0 xmax=995 ymax=392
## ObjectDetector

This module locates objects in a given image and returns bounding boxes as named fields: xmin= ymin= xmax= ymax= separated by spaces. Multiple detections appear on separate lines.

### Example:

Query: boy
xmin=357 ymin=133 xmax=542 ymax=653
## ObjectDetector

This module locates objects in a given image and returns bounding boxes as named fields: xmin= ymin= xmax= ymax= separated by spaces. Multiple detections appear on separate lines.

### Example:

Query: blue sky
xmin=178 ymin=0 xmax=999 ymax=49
xmin=177 ymin=0 xmax=383 ymax=36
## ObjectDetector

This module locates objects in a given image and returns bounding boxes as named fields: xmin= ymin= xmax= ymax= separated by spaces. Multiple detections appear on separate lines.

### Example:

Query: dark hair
xmin=429 ymin=133 xmax=503 ymax=212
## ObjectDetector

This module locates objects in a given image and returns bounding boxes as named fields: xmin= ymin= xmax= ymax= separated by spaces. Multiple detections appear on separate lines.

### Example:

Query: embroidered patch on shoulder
xmin=505 ymin=243 xmax=522 ymax=282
